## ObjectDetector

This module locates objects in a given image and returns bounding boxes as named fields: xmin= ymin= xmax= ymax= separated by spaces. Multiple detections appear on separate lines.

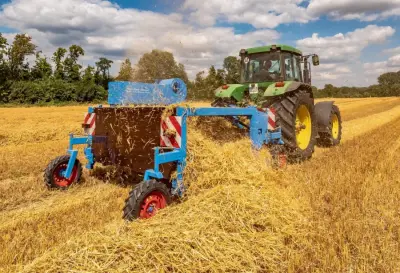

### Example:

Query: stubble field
xmin=0 ymin=97 xmax=400 ymax=272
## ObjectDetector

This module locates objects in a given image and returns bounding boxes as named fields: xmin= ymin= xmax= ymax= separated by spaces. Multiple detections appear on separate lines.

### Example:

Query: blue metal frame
xmin=61 ymin=105 xmax=283 ymax=195
xmin=61 ymin=106 xmax=97 ymax=179
xmin=143 ymin=106 xmax=283 ymax=197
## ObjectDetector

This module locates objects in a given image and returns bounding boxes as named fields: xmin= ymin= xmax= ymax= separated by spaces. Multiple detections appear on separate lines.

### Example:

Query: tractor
xmin=213 ymin=44 xmax=342 ymax=162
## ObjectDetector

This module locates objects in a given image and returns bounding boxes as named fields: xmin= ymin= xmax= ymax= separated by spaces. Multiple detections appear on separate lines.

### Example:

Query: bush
xmin=1 ymin=79 xmax=107 ymax=104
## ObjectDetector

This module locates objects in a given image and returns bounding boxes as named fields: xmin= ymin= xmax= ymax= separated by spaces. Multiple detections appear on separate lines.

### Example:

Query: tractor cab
xmin=239 ymin=44 xmax=319 ymax=85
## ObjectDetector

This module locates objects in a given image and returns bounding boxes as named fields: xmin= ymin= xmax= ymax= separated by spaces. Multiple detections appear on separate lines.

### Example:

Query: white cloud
xmin=297 ymin=25 xmax=395 ymax=87
xmin=383 ymin=46 xmax=400 ymax=55
xmin=297 ymin=25 xmax=395 ymax=64
xmin=364 ymin=55 xmax=400 ymax=76
xmin=307 ymin=0 xmax=400 ymax=21
xmin=0 ymin=0 xmax=279 ymax=78
xmin=183 ymin=0 xmax=312 ymax=29
xmin=182 ymin=0 xmax=400 ymax=29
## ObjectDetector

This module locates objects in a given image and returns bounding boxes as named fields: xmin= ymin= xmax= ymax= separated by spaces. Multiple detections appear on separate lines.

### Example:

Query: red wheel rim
xmin=278 ymin=153 xmax=287 ymax=168
xmin=139 ymin=191 xmax=167 ymax=219
xmin=53 ymin=163 xmax=78 ymax=187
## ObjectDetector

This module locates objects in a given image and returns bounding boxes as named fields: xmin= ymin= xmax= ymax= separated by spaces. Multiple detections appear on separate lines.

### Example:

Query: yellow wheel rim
xmin=331 ymin=114 xmax=339 ymax=139
xmin=295 ymin=105 xmax=312 ymax=150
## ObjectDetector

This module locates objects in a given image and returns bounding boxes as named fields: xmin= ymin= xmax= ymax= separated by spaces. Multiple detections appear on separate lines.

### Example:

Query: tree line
xmin=313 ymin=72 xmax=400 ymax=98
xmin=0 ymin=33 xmax=112 ymax=104
xmin=0 ymin=32 xmax=398 ymax=104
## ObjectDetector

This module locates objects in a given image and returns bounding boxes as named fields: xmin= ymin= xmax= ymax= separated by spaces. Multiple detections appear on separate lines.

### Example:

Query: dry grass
xmin=0 ymin=98 xmax=399 ymax=272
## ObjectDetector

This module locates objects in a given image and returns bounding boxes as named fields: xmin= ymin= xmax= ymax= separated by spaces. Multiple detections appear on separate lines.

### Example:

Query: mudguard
xmin=315 ymin=101 xmax=334 ymax=133
xmin=263 ymin=82 xmax=312 ymax=97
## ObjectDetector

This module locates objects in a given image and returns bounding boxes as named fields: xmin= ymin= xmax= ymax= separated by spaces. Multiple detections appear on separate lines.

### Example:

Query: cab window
xmin=283 ymin=53 xmax=295 ymax=80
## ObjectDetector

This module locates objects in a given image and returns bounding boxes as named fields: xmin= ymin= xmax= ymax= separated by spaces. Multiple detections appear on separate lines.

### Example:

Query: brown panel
xmin=92 ymin=107 xmax=175 ymax=177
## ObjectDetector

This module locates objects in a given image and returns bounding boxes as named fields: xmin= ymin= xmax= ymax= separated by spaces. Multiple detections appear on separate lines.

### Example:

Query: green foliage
xmin=0 ymin=33 xmax=107 ymax=104
xmin=64 ymin=45 xmax=85 ymax=82
xmin=31 ymin=52 xmax=52 ymax=80
xmin=188 ymin=56 xmax=238 ymax=100
xmin=2 ymin=79 xmax=106 ymax=104
xmin=95 ymin=57 xmax=114 ymax=89
xmin=116 ymin=58 xmax=134 ymax=81
xmin=8 ymin=34 xmax=36 ymax=80
xmin=223 ymin=56 xmax=240 ymax=84
xmin=132 ymin=50 xmax=188 ymax=83
xmin=52 ymin=48 xmax=67 ymax=80
xmin=378 ymin=71 xmax=400 ymax=86
xmin=314 ymin=77 xmax=400 ymax=98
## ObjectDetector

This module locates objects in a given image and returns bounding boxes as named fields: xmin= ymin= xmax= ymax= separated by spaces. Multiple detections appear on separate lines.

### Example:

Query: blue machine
xmin=45 ymin=78 xmax=283 ymax=220
xmin=108 ymin=78 xmax=187 ymax=105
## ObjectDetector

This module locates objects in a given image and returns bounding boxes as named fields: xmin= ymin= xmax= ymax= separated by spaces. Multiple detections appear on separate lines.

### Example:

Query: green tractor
xmin=213 ymin=44 xmax=342 ymax=163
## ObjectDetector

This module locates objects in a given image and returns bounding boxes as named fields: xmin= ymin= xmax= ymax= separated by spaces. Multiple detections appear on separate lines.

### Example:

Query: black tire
xmin=123 ymin=180 xmax=172 ymax=221
xmin=317 ymin=104 xmax=342 ymax=147
xmin=44 ymin=155 xmax=82 ymax=189
xmin=265 ymin=91 xmax=317 ymax=163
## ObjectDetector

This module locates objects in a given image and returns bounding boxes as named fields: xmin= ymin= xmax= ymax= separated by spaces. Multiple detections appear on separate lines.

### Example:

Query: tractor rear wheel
xmin=123 ymin=180 xmax=171 ymax=221
xmin=317 ymin=104 xmax=342 ymax=147
xmin=44 ymin=155 xmax=82 ymax=189
xmin=266 ymin=91 xmax=317 ymax=162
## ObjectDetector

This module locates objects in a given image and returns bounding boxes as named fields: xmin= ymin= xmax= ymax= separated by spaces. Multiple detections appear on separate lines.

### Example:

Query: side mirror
xmin=312 ymin=55 xmax=320 ymax=66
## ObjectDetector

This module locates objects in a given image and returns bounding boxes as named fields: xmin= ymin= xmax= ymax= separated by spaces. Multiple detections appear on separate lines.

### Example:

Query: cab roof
xmin=245 ymin=44 xmax=302 ymax=55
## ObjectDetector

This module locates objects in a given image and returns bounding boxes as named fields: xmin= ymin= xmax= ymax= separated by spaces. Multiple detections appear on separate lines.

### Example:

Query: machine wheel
xmin=269 ymin=145 xmax=288 ymax=169
xmin=123 ymin=180 xmax=171 ymax=221
xmin=44 ymin=155 xmax=82 ymax=189
xmin=266 ymin=91 xmax=317 ymax=163
xmin=317 ymin=104 xmax=342 ymax=147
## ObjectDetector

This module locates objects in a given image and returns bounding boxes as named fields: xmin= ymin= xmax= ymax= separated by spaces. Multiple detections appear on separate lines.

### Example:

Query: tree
xmin=132 ymin=50 xmax=188 ymax=83
xmin=223 ymin=56 xmax=240 ymax=84
xmin=0 ymin=33 xmax=9 ymax=85
xmin=82 ymin=65 xmax=95 ymax=83
xmin=8 ymin=34 xmax=36 ymax=80
xmin=64 ymin=45 xmax=85 ymax=82
xmin=31 ymin=52 xmax=52 ymax=80
xmin=206 ymin=66 xmax=224 ymax=91
xmin=52 ymin=47 xmax=67 ymax=80
xmin=0 ymin=33 xmax=7 ymax=60
xmin=116 ymin=58 xmax=134 ymax=81
xmin=378 ymin=71 xmax=400 ymax=86
xmin=95 ymin=57 xmax=113 ymax=89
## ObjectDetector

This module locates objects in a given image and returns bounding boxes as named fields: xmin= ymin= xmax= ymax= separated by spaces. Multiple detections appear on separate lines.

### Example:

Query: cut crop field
xmin=1 ymin=97 xmax=400 ymax=272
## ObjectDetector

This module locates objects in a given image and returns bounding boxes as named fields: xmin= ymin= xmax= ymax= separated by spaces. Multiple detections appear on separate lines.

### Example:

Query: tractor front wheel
xmin=44 ymin=155 xmax=82 ymax=189
xmin=317 ymin=104 xmax=342 ymax=147
xmin=123 ymin=180 xmax=171 ymax=221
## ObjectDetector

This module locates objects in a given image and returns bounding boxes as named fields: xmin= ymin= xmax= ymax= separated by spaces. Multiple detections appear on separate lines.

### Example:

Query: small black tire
xmin=123 ymin=180 xmax=171 ymax=221
xmin=317 ymin=105 xmax=342 ymax=147
xmin=44 ymin=155 xmax=82 ymax=189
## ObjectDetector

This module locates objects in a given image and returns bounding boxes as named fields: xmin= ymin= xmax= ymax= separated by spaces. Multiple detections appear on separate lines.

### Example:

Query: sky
xmin=0 ymin=0 xmax=400 ymax=88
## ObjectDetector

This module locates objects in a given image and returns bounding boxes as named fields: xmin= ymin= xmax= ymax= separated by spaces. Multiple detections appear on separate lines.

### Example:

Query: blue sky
xmin=1 ymin=0 xmax=400 ymax=87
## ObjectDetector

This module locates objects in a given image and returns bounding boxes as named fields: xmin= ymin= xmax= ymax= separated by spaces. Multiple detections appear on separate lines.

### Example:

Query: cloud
xmin=183 ymin=0 xmax=312 ymax=29
xmin=364 ymin=54 xmax=400 ymax=83
xmin=297 ymin=25 xmax=395 ymax=64
xmin=383 ymin=46 xmax=400 ymax=55
xmin=183 ymin=0 xmax=400 ymax=29
xmin=307 ymin=0 xmax=400 ymax=21
xmin=296 ymin=25 xmax=395 ymax=87
xmin=0 ymin=0 xmax=279 ymax=77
